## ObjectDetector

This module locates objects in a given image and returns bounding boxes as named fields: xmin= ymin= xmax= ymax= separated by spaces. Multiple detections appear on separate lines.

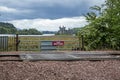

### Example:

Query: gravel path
xmin=0 ymin=51 xmax=120 ymax=80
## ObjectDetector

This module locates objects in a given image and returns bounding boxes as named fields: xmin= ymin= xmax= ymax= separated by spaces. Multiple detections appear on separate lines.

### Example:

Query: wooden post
xmin=16 ymin=34 xmax=19 ymax=51
xmin=78 ymin=36 xmax=81 ymax=50
xmin=81 ymin=35 xmax=84 ymax=51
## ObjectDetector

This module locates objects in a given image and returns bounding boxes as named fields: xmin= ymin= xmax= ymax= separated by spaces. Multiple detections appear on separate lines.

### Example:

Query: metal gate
xmin=18 ymin=35 xmax=81 ymax=51
xmin=0 ymin=34 xmax=16 ymax=51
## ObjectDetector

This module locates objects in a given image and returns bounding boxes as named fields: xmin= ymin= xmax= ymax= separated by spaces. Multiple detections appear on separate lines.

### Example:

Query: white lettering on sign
xmin=52 ymin=41 xmax=64 ymax=46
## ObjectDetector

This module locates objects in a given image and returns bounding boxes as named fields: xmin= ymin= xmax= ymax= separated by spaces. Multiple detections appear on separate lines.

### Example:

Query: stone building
xmin=57 ymin=26 xmax=74 ymax=35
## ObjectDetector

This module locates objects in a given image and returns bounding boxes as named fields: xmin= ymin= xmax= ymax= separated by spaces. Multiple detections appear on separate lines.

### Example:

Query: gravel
xmin=0 ymin=51 xmax=120 ymax=80
xmin=0 ymin=60 xmax=120 ymax=80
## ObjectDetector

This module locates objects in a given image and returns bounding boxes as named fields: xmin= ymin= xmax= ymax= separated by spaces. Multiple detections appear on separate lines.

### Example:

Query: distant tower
xmin=58 ymin=25 xmax=68 ymax=34
xmin=62 ymin=26 xmax=66 ymax=34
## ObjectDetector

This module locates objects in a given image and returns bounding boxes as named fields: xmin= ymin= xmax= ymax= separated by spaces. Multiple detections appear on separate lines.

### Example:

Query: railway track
xmin=0 ymin=52 xmax=120 ymax=61
xmin=0 ymin=54 xmax=23 ymax=61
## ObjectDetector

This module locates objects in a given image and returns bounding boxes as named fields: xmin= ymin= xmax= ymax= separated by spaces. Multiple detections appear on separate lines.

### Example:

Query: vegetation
xmin=0 ymin=22 xmax=17 ymax=34
xmin=42 ymin=31 xmax=56 ymax=34
xmin=17 ymin=28 xmax=42 ymax=35
xmin=0 ymin=22 xmax=42 ymax=35
xmin=77 ymin=0 xmax=120 ymax=50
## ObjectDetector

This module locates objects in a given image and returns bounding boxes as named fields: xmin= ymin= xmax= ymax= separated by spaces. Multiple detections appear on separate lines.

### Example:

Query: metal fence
xmin=18 ymin=35 xmax=81 ymax=51
xmin=18 ymin=40 xmax=80 ymax=51
xmin=0 ymin=36 xmax=8 ymax=51
xmin=0 ymin=35 xmax=16 ymax=51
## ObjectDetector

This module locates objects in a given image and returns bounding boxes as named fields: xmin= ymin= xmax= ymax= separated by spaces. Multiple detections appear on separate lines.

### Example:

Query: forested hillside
xmin=77 ymin=0 xmax=120 ymax=50
xmin=0 ymin=22 xmax=17 ymax=34
xmin=0 ymin=22 xmax=42 ymax=35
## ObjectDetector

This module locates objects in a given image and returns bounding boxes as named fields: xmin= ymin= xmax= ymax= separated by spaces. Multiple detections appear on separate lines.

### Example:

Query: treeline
xmin=18 ymin=29 xmax=42 ymax=35
xmin=77 ymin=0 xmax=120 ymax=50
xmin=42 ymin=31 xmax=56 ymax=34
xmin=0 ymin=22 xmax=42 ymax=35
xmin=0 ymin=22 xmax=17 ymax=34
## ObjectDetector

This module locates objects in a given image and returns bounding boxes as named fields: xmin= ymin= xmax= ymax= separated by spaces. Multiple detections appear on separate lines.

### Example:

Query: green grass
xmin=3 ymin=35 xmax=81 ymax=51
xmin=18 ymin=35 xmax=80 ymax=51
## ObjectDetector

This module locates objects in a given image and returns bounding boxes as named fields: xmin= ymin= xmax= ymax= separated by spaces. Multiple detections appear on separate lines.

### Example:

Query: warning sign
xmin=52 ymin=41 xmax=64 ymax=46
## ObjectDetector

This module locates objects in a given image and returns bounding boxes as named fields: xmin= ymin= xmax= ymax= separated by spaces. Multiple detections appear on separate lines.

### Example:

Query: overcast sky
xmin=0 ymin=0 xmax=105 ymax=31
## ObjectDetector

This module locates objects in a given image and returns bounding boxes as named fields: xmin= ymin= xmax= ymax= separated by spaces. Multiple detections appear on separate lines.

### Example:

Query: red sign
xmin=52 ymin=41 xmax=64 ymax=46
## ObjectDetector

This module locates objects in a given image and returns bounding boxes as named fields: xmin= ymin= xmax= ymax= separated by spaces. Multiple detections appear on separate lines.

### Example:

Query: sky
xmin=0 ymin=0 xmax=105 ymax=31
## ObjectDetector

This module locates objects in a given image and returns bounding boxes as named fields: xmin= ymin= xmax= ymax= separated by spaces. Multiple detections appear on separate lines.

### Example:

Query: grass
xmin=18 ymin=35 xmax=80 ymax=51
xmin=1 ymin=35 xmax=81 ymax=51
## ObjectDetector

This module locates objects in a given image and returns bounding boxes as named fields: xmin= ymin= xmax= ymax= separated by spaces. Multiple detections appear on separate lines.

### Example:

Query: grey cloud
xmin=0 ymin=0 xmax=105 ymax=21
xmin=0 ymin=0 xmax=105 ymax=10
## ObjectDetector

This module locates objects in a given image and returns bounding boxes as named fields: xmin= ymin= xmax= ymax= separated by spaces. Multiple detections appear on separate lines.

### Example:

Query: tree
xmin=0 ymin=22 xmax=17 ymax=34
xmin=17 ymin=28 xmax=42 ymax=35
xmin=77 ymin=0 xmax=120 ymax=50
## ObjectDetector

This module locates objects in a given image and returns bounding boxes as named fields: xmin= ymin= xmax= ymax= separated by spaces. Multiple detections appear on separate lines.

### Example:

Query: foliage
xmin=17 ymin=28 xmax=42 ymax=35
xmin=77 ymin=0 xmax=120 ymax=50
xmin=0 ymin=22 xmax=17 ymax=34
xmin=0 ymin=22 xmax=42 ymax=35
xmin=42 ymin=31 xmax=56 ymax=34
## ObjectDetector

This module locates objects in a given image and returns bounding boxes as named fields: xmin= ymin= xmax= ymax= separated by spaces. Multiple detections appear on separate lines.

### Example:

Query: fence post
xmin=81 ymin=35 xmax=84 ymax=51
xmin=16 ymin=34 xmax=19 ymax=51
xmin=78 ymin=36 xmax=81 ymax=50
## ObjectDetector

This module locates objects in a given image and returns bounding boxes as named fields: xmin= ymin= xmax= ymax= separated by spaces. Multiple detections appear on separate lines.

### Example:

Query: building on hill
xmin=58 ymin=26 xmax=66 ymax=34
xmin=57 ymin=26 xmax=75 ymax=35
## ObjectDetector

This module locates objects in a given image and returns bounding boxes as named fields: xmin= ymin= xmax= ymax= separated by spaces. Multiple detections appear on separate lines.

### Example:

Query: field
xmin=1 ymin=35 xmax=80 ymax=51
xmin=3 ymin=35 xmax=119 ymax=51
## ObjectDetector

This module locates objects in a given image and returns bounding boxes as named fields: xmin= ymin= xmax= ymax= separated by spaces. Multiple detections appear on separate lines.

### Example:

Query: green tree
xmin=77 ymin=0 xmax=120 ymax=50
xmin=17 ymin=28 xmax=42 ymax=35
xmin=0 ymin=22 xmax=17 ymax=34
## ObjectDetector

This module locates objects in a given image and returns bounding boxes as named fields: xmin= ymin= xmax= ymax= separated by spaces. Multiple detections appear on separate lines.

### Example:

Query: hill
xmin=0 ymin=22 xmax=17 ymax=34
xmin=0 ymin=22 xmax=42 ymax=35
